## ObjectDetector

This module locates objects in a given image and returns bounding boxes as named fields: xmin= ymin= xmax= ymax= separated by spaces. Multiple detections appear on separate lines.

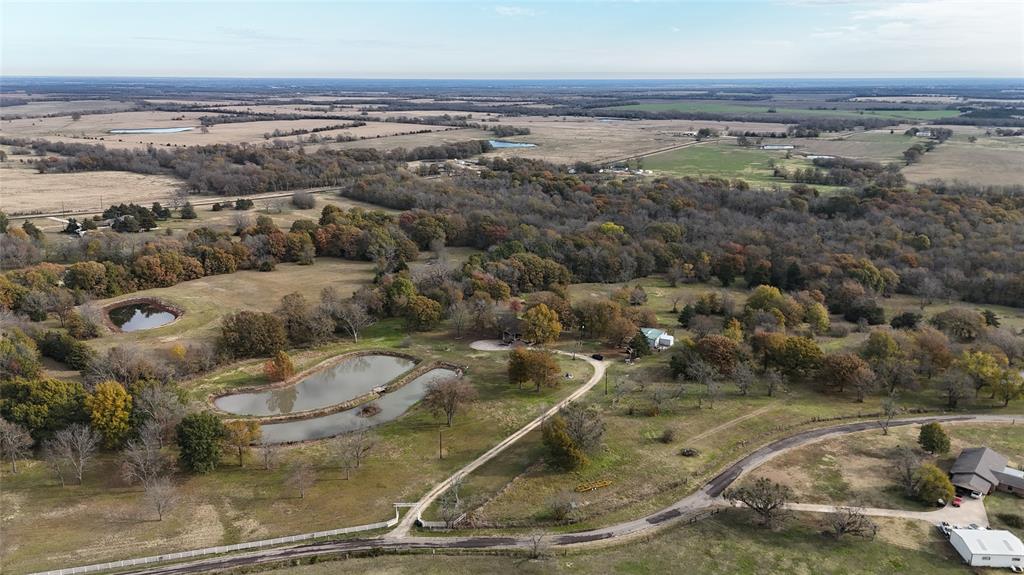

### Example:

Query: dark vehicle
xmin=591 ymin=353 xmax=604 ymax=360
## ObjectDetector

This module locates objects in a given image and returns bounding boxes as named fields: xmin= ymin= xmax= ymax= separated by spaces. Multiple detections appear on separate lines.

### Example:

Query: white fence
xmin=28 ymin=507 xmax=401 ymax=575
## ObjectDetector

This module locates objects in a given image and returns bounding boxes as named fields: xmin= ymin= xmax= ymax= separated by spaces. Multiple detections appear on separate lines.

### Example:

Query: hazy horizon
xmin=2 ymin=0 xmax=1022 ymax=79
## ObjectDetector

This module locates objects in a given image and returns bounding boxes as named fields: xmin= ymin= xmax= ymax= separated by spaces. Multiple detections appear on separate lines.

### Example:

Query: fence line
xmin=28 ymin=507 xmax=401 ymax=575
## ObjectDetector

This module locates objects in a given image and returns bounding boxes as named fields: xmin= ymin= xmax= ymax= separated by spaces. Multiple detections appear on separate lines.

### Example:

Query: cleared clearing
xmin=904 ymin=133 xmax=1024 ymax=186
xmin=0 ymin=162 xmax=183 ymax=214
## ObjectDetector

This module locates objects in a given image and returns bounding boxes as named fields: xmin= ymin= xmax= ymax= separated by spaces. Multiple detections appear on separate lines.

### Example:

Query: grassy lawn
xmin=642 ymin=140 xmax=845 ymax=192
xmin=605 ymin=101 xmax=961 ymax=122
xmin=752 ymin=423 xmax=1024 ymax=512
xmin=985 ymin=493 xmax=1024 ymax=538
xmin=0 ymin=326 xmax=592 ymax=574
xmin=251 ymin=510 xmax=968 ymax=575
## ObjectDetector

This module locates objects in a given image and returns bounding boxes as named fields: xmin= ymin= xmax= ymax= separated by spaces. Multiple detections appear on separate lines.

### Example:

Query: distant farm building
xmin=915 ymin=130 xmax=933 ymax=137
xmin=760 ymin=144 xmax=794 ymax=150
xmin=948 ymin=528 xmax=1024 ymax=568
xmin=641 ymin=328 xmax=674 ymax=350
xmin=949 ymin=447 xmax=1024 ymax=496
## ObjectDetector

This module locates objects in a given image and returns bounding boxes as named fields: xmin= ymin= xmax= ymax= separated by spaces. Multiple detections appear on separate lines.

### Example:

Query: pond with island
xmin=107 ymin=301 xmax=178 ymax=332
xmin=258 ymin=367 xmax=459 ymax=443
xmin=214 ymin=354 xmax=416 ymax=416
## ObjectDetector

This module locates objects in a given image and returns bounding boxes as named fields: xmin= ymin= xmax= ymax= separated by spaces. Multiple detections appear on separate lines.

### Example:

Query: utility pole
xmin=438 ymin=426 xmax=443 ymax=460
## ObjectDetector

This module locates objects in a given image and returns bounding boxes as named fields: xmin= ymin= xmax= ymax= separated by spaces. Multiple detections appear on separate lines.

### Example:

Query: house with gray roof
xmin=949 ymin=447 xmax=1024 ymax=496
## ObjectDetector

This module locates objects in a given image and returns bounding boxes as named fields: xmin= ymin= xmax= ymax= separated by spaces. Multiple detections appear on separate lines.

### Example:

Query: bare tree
xmin=423 ymin=376 xmax=477 ymax=427
xmin=335 ymin=302 xmax=374 ymax=342
xmin=878 ymin=396 xmax=899 ymax=435
xmin=527 ymin=531 xmax=548 ymax=559
xmin=285 ymin=463 xmax=316 ymax=498
xmin=120 ymin=421 xmax=171 ymax=486
xmin=42 ymin=443 xmax=68 ymax=486
xmin=144 ymin=476 xmax=180 ymax=521
xmin=826 ymin=507 xmax=878 ymax=540
xmin=893 ymin=445 xmax=921 ymax=496
xmin=134 ymin=385 xmax=185 ymax=448
xmin=725 ymin=477 xmax=793 ymax=528
xmin=560 ymin=403 xmax=605 ymax=452
xmin=733 ymin=362 xmax=756 ymax=396
xmin=46 ymin=424 xmax=99 ymax=485
xmin=449 ymin=300 xmax=471 ymax=338
xmin=48 ymin=289 xmax=76 ymax=328
xmin=258 ymin=443 xmax=279 ymax=471
xmin=764 ymin=368 xmax=785 ymax=398
xmin=332 ymin=430 xmax=375 ymax=479
xmin=0 ymin=418 xmax=33 ymax=473
xmin=232 ymin=212 xmax=255 ymax=233
xmin=438 ymin=479 xmax=465 ymax=528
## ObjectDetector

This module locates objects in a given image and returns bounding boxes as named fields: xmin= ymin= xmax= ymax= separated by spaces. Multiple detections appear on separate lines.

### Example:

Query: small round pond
xmin=215 ymin=354 xmax=416 ymax=416
xmin=259 ymin=368 xmax=458 ymax=444
xmin=108 ymin=302 xmax=178 ymax=332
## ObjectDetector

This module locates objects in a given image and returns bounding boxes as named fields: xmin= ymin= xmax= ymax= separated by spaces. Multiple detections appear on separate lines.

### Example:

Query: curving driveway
xmin=67 ymin=347 xmax=1023 ymax=575
xmin=389 ymin=340 xmax=609 ymax=537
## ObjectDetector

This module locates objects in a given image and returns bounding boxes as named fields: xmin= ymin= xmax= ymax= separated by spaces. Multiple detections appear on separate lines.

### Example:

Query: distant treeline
xmin=0 ymin=137 xmax=492 ymax=196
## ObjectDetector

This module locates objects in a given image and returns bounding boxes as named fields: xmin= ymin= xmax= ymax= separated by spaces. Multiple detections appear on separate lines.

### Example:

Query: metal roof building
xmin=949 ymin=528 xmax=1024 ymax=568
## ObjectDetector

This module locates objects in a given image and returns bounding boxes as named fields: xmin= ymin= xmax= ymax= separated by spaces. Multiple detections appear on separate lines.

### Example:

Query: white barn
xmin=949 ymin=528 xmax=1024 ymax=569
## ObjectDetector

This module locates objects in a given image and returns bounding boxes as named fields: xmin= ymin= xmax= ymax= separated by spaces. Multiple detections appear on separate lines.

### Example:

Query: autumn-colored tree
xmin=696 ymin=334 xmax=739 ymax=375
xmin=723 ymin=318 xmax=744 ymax=342
xmin=957 ymin=350 xmax=1004 ymax=398
xmin=84 ymin=381 xmax=132 ymax=449
xmin=818 ymin=352 xmax=874 ymax=396
xmin=860 ymin=331 xmax=900 ymax=363
xmin=775 ymin=336 xmax=823 ymax=379
xmin=804 ymin=302 xmax=830 ymax=334
xmin=521 ymin=303 xmax=562 ymax=344
xmin=219 ymin=311 xmax=287 ymax=358
xmin=223 ymin=420 xmax=262 ymax=467
xmin=264 ymin=351 xmax=295 ymax=382
xmin=508 ymin=348 xmax=560 ymax=391
xmin=405 ymin=295 xmax=442 ymax=331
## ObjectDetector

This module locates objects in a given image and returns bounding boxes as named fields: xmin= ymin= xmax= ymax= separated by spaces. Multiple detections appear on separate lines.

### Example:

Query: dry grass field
xmin=0 ymin=159 xmax=183 ymax=214
xmin=903 ymin=133 xmax=1024 ymax=186
xmin=0 ymin=99 xmax=136 ymax=118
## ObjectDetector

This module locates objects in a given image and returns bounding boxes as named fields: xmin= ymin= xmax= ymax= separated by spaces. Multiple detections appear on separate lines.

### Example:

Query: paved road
xmin=389 ymin=340 xmax=609 ymax=537
xmin=107 ymin=412 xmax=1022 ymax=575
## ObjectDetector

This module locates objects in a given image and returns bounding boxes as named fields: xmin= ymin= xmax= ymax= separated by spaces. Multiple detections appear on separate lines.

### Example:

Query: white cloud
xmin=495 ymin=5 xmax=535 ymax=17
xmin=670 ymin=26 xmax=681 ymax=33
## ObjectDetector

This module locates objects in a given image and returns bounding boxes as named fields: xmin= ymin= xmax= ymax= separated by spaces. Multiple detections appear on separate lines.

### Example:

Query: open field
xmin=0 ymin=109 xmax=457 ymax=149
xmin=0 ymin=328 xmax=593 ymax=574
xmin=0 ymin=99 xmax=136 ymax=118
xmin=640 ymin=140 xmax=840 ymax=190
xmin=0 ymin=159 xmax=183 ymax=214
xmin=604 ymin=101 xmax=962 ymax=122
xmin=248 ymin=509 xmax=967 ymax=575
xmin=753 ymin=423 xmax=1024 ymax=512
xmin=903 ymin=132 xmax=1024 ymax=186
xmin=90 ymin=260 xmax=378 ymax=350
xmin=788 ymin=130 xmax=918 ymax=163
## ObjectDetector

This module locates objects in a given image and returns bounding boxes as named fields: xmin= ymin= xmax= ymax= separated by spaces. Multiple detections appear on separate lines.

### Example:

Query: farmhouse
xmin=760 ymin=144 xmax=794 ymax=150
xmin=949 ymin=447 xmax=1024 ymax=496
xmin=948 ymin=528 xmax=1024 ymax=569
xmin=641 ymin=327 xmax=674 ymax=350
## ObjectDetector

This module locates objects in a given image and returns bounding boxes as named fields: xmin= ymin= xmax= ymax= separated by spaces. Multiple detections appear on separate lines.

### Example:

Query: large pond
xmin=108 ymin=302 xmax=178 ymax=332
xmin=260 ymin=368 xmax=458 ymax=444
xmin=215 ymin=354 xmax=416 ymax=416
xmin=488 ymin=140 xmax=537 ymax=148
xmin=109 ymin=127 xmax=195 ymax=134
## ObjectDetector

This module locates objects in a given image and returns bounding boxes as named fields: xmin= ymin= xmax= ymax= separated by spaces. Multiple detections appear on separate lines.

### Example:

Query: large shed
xmin=949 ymin=528 xmax=1024 ymax=568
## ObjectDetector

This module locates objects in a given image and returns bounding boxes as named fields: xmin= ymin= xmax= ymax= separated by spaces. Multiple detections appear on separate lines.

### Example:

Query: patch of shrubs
xmin=680 ymin=447 xmax=701 ymax=457
xmin=35 ymin=330 xmax=96 ymax=370
xmin=997 ymin=513 xmax=1024 ymax=529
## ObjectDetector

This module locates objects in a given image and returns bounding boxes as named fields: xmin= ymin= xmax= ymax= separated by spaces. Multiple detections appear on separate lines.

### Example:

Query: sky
xmin=1 ymin=0 xmax=1022 ymax=78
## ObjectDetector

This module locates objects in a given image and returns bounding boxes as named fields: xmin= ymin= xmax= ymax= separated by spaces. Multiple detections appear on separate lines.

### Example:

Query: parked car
xmin=938 ymin=521 xmax=952 ymax=536
xmin=969 ymin=490 xmax=983 ymax=499
xmin=1009 ymin=564 xmax=1022 ymax=573
xmin=591 ymin=353 xmax=604 ymax=360
xmin=952 ymin=496 xmax=963 ymax=507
